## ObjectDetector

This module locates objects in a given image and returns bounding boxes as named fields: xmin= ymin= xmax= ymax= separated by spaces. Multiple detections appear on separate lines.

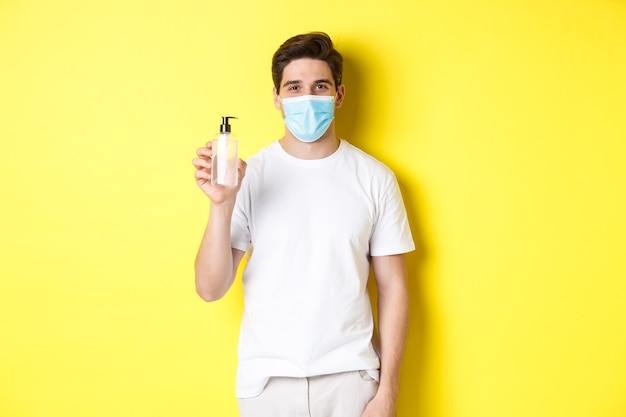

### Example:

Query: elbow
xmin=195 ymin=276 xmax=230 ymax=302
xmin=194 ymin=266 xmax=236 ymax=302
xmin=196 ymin=287 xmax=226 ymax=302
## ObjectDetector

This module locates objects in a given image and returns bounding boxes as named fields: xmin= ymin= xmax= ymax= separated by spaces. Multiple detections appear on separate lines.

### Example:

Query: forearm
xmin=194 ymin=201 xmax=238 ymax=301
xmin=376 ymin=280 xmax=410 ymax=400
xmin=371 ymin=254 xmax=410 ymax=400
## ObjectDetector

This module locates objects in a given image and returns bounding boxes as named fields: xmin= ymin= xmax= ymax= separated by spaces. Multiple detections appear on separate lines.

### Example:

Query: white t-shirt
xmin=230 ymin=139 xmax=415 ymax=398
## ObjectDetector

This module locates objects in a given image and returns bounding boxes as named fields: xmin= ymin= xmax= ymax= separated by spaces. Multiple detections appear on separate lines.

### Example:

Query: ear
xmin=335 ymin=84 xmax=346 ymax=109
xmin=273 ymin=87 xmax=282 ymax=110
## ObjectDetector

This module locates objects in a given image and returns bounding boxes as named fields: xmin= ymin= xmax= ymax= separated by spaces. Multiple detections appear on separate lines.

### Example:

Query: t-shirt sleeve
xmin=369 ymin=172 xmax=415 ymax=256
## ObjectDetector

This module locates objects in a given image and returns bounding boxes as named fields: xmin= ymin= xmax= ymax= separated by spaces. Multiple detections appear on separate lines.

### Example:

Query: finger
xmin=194 ymin=169 xmax=211 ymax=182
xmin=237 ymin=158 xmax=247 ymax=175
xmin=235 ymin=159 xmax=247 ymax=183
xmin=192 ymin=157 xmax=211 ymax=170
xmin=196 ymin=147 xmax=212 ymax=158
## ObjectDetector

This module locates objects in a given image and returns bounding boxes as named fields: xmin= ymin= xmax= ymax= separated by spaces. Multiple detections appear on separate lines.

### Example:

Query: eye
xmin=287 ymin=85 xmax=300 ymax=91
xmin=316 ymin=83 xmax=329 ymax=90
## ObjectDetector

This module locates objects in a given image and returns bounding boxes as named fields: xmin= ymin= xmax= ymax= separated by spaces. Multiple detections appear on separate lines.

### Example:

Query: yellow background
xmin=1 ymin=0 xmax=625 ymax=416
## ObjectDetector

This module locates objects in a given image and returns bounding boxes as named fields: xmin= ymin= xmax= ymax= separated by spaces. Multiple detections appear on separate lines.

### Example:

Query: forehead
xmin=281 ymin=58 xmax=334 ymax=85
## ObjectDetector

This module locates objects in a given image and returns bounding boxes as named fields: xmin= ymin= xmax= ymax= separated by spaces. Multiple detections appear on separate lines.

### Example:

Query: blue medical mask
xmin=281 ymin=95 xmax=335 ymax=142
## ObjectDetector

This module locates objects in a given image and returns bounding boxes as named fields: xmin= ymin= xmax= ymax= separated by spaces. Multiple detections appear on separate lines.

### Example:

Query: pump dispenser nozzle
xmin=220 ymin=116 xmax=238 ymax=133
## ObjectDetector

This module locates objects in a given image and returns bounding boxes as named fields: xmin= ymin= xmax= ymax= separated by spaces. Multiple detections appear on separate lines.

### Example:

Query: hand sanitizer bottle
xmin=211 ymin=116 xmax=238 ymax=186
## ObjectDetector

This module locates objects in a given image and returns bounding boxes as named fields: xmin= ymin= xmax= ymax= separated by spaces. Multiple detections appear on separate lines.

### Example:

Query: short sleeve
xmin=230 ymin=178 xmax=252 ymax=252
xmin=369 ymin=172 xmax=415 ymax=256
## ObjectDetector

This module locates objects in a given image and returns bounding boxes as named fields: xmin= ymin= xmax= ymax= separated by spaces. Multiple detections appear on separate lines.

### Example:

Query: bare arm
xmin=363 ymin=253 xmax=410 ymax=417
xmin=192 ymin=142 xmax=247 ymax=301
xmin=194 ymin=203 xmax=245 ymax=301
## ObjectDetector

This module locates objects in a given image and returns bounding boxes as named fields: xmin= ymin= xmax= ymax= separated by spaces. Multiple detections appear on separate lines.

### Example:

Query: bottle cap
xmin=220 ymin=116 xmax=238 ymax=133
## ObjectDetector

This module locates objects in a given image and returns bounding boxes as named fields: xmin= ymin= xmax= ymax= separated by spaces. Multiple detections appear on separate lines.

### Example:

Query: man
xmin=192 ymin=32 xmax=414 ymax=417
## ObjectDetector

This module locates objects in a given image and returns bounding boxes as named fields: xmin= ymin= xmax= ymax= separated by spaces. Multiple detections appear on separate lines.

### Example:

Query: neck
xmin=279 ymin=126 xmax=340 ymax=160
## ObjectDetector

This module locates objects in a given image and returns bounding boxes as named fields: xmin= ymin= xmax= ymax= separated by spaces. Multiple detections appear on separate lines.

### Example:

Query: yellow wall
xmin=1 ymin=1 xmax=625 ymax=416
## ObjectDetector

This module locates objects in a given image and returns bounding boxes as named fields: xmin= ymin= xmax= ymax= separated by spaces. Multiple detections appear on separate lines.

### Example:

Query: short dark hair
xmin=271 ymin=32 xmax=343 ymax=91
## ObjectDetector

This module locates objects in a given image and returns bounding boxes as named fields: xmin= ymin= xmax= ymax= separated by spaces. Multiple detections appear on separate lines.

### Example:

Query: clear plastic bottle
xmin=211 ymin=116 xmax=238 ymax=186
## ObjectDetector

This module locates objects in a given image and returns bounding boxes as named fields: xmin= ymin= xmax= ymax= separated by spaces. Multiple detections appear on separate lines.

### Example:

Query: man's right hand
xmin=192 ymin=141 xmax=247 ymax=204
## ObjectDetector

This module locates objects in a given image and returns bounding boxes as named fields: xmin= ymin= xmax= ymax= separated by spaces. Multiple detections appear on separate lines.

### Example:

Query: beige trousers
xmin=237 ymin=370 xmax=379 ymax=417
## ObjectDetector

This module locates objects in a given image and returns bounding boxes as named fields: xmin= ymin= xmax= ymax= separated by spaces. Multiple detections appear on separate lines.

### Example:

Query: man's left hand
xmin=361 ymin=392 xmax=396 ymax=417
